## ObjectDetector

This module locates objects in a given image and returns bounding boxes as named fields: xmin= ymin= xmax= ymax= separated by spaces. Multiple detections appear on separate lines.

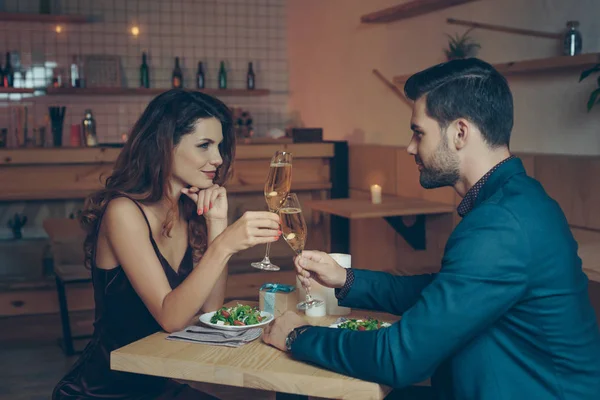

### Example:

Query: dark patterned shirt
xmin=335 ymin=268 xmax=355 ymax=300
xmin=457 ymin=155 xmax=516 ymax=217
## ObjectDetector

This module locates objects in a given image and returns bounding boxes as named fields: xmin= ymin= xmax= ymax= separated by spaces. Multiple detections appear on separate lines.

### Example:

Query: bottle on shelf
xmin=196 ymin=61 xmax=205 ymax=89
xmin=140 ymin=52 xmax=150 ymax=88
xmin=247 ymin=62 xmax=255 ymax=90
xmin=218 ymin=61 xmax=227 ymax=89
xmin=70 ymin=55 xmax=79 ymax=88
xmin=172 ymin=57 xmax=183 ymax=88
xmin=81 ymin=109 xmax=98 ymax=147
xmin=4 ymin=52 xmax=14 ymax=88
xmin=0 ymin=61 xmax=4 ymax=88
xmin=563 ymin=21 xmax=582 ymax=56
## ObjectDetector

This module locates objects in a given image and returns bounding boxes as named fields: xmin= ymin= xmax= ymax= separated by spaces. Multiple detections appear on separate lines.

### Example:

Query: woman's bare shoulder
xmin=103 ymin=196 xmax=149 ymax=234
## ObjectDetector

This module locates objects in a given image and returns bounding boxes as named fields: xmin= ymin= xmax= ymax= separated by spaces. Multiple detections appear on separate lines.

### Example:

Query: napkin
xmin=166 ymin=325 xmax=263 ymax=347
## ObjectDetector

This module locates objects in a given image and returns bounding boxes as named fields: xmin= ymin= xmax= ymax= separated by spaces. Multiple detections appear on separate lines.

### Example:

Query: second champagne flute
xmin=279 ymin=193 xmax=324 ymax=310
xmin=250 ymin=151 xmax=292 ymax=271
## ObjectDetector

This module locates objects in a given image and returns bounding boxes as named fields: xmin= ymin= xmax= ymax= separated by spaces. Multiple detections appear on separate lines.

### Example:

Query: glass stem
xmin=262 ymin=242 xmax=272 ymax=263
xmin=298 ymin=249 xmax=312 ymax=302
xmin=305 ymin=288 xmax=313 ymax=302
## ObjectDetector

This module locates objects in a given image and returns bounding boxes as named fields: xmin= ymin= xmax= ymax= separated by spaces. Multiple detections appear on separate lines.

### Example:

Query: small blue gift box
xmin=259 ymin=283 xmax=297 ymax=318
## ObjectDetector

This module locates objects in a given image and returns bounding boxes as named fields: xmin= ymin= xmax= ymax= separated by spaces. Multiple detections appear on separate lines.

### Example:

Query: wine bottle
xmin=140 ymin=52 xmax=150 ymax=88
xmin=0 ymin=61 xmax=4 ymax=87
xmin=172 ymin=57 xmax=183 ymax=88
xmin=196 ymin=61 xmax=205 ymax=89
xmin=218 ymin=61 xmax=227 ymax=89
xmin=4 ymin=52 xmax=14 ymax=88
xmin=247 ymin=62 xmax=255 ymax=90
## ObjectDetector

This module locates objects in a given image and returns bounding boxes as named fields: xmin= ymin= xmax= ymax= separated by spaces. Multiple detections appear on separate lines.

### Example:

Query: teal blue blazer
xmin=291 ymin=158 xmax=600 ymax=399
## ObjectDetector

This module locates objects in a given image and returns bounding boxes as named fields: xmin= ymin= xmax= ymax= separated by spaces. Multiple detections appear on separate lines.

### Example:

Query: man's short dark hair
xmin=404 ymin=58 xmax=514 ymax=148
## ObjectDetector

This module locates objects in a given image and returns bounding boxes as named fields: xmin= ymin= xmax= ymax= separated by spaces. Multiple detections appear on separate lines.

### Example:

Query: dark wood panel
xmin=535 ymin=155 xmax=600 ymax=231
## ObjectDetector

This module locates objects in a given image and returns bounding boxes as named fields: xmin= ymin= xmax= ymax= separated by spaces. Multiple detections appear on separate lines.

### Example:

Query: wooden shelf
xmin=493 ymin=53 xmax=600 ymax=76
xmin=44 ymin=87 xmax=270 ymax=97
xmin=0 ymin=183 xmax=332 ymax=202
xmin=0 ymin=88 xmax=36 ymax=94
xmin=0 ymin=144 xmax=334 ymax=166
xmin=393 ymin=53 xmax=600 ymax=85
xmin=0 ymin=12 xmax=87 ymax=23
xmin=305 ymin=197 xmax=454 ymax=219
xmin=361 ymin=0 xmax=479 ymax=23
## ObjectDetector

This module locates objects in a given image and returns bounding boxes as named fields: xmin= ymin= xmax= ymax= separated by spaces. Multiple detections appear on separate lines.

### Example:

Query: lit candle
xmin=371 ymin=184 xmax=382 ymax=204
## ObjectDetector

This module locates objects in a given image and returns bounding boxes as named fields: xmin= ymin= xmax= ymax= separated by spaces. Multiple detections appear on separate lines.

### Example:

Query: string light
xmin=131 ymin=26 xmax=140 ymax=36
xmin=55 ymin=25 xmax=63 ymax=33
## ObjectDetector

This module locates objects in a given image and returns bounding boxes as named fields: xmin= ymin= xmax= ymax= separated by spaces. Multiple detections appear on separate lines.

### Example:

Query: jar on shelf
xmin=81 ymin=109 xmax=98 ymax=147
xmin=563 ymin=21 xmax=582 ymax=56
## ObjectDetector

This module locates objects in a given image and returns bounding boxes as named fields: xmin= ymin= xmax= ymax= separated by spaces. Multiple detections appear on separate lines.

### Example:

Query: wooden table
xmin=111 ymin=300 xmax=399 ymax=400
xmin=305 ymin=196 xmax=455 ymax=253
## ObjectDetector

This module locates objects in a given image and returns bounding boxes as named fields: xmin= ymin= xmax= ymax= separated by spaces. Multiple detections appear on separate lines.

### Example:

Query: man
xmin=262 ymin=58 xmax=600 ymax=399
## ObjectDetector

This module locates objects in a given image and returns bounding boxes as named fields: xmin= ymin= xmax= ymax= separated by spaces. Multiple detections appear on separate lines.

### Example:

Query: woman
xmin=52 ymin=89 xmax=281 ymax=399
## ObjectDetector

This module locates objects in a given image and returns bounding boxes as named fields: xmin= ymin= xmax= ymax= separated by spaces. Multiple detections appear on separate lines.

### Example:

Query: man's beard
xmin=418 ymin=137 xmax=460 ymax=189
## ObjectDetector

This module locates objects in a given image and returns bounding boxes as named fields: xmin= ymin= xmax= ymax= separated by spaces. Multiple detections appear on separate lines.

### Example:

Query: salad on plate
xmin=209 ymin=304 xmax=265 ymax=326
xmin=331 ymin=317 xmax=391 ymax=331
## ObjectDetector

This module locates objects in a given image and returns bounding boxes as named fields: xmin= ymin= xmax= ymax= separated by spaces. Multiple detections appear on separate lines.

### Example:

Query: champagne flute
xmin=251 ymin=151 xmax=292 ymax=271
xmin=279 ymin=193 xmax=324 ymax=310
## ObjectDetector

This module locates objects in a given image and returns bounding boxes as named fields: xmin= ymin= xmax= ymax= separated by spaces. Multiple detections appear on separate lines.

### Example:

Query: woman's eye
xmin=198 ymin=143 xmax=210 ymax=149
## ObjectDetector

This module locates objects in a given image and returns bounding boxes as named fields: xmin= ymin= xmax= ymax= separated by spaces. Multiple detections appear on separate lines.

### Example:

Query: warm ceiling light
xmin=131 ymin=26 xmax=140 ymax=36
xmin=55 ymin=25 xmax=63 ymax=33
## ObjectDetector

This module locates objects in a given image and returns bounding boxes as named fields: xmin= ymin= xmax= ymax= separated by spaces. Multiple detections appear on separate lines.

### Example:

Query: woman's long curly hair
xmin=80 ymin=89 xmax=235 ymax=267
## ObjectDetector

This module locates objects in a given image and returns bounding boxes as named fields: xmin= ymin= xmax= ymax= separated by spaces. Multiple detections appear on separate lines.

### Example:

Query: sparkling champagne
xmin=280 ymin=207 xmax=307 ymax=254
xmin=264 ymin=162 xmax=292 ymax=211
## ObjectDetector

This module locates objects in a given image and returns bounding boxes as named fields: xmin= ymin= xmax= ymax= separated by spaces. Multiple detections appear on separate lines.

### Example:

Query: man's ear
xmin=450 ymin=119 xmax=469 ymax=150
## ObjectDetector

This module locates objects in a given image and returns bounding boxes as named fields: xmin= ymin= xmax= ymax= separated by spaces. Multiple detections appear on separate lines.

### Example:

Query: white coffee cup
xmin=296 ymin=253 xmax=352 ymax=316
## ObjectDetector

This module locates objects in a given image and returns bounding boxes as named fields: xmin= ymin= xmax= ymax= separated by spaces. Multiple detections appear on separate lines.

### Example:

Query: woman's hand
xmin=181 ymin=184 xmax=228 ymax=221
xmin=215 ymin=211 xmax=281 ymax=256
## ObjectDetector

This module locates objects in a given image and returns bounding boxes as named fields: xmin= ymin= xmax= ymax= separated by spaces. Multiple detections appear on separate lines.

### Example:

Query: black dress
xmin=53 ymin=198 xmax=217 ymax=399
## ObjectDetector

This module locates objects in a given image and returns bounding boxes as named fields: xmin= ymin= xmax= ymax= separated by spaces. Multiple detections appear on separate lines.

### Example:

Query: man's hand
xmin=262 ymin=311 xmax=308 ymax=351
xmin=294 ymin=250 xmax=347 ymax=291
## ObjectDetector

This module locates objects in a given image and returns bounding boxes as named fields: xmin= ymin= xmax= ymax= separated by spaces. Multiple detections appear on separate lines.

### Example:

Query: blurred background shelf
xmin=44 ymin=88 xmax=271 ymax=96
xmin=393 ymin=53 xmax=600 ymax=84
xmin=360 ymin=0 xmax=479 ymax=23
xmin=0 ymin=12 xmax=88 ymax=23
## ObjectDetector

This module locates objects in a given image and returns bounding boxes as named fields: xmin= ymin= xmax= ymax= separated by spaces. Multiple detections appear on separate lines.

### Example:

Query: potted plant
xmin=8 ymin=213 xmax=27 ymax=239
xmin=579 ymin=63 xmax=600 ymax=111
xmin=444 ymin=28 xmax=481 ymax=61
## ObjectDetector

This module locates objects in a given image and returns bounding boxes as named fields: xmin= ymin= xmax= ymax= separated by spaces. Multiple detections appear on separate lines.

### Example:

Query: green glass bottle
xmin=140 ymin=52 xmax=150 ymax=88
xmin=218 ymin=61 xmax=227 ymax=89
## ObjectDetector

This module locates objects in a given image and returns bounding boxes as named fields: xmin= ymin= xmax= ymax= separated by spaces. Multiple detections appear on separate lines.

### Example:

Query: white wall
xmin=287 ymin=0 xmax=600 ymax=155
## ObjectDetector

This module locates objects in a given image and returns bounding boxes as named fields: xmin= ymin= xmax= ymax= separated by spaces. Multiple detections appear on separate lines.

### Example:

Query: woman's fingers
xmin=196 ymin=189 xmax=206 ymax=215
xmin=209 ymin=186 xmax=224 ymax=210
xmin=253 ymin=227 xmax=280 ymax=237
xmin=246 ymin=217 xmax=280 ymax=230
xmin=181 ymin=188 xmax=199 ymax=203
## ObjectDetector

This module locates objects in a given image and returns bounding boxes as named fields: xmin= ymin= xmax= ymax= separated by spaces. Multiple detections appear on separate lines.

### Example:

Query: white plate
xmin=329 ymin=319 xmax=391 ymax=329
xmin=198 ymin=310 xmax=274 ymax=331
